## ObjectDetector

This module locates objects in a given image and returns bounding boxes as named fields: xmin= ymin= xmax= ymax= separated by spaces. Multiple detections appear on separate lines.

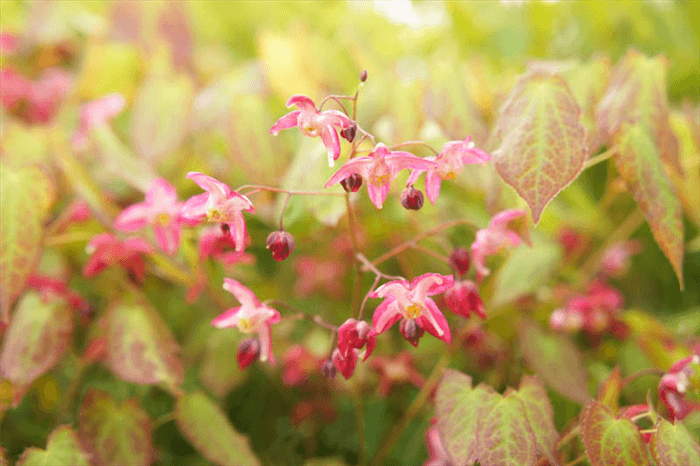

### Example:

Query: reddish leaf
xmin=581 ymin=400 xmax=651 ymax=466
xmin=597 ymin=367 xmax=623 ymax=411
xmin=616 ymin=124 xmax=684 ymax=289
xmin=651 ymin=418 xmax=700 ymax=466
xmin=0 ymin=163 xmax=53 ymax=324
xmin=519 ymin=319 xmax=590 ymax=404
xmin=105 ymin=299 xmax=184 ymax=389
xmin=493 ymin=72 xmax=588 ymax=224
xmin=516 ymin=375 xmax=559 ymax=465
xmin=175 ymin=391 xmax=260 ymax=466
xmin=0 ymin=292 xmax=72 ymax=406
xmin=435 ymin=370 xmax=497 ymax=466
xmin=596 ymin=50 xmax=682 ymax=175
xmin=79 ymin=389 xmax=152 ymax=466
xmin=17 ymin=425 xmax=91 ymax=466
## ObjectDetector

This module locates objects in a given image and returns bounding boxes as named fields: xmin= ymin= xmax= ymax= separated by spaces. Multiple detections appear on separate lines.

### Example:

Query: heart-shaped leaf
xmin=581 ymin=400 xmax=650 ymax=466
xmin=0 ymin=292 xmax=72 ymax=406
xmin=79 ymin=389 xmax=152 ymax=466
xmin=615 ymin=124 xmax=684 ymax=289
xmin=17 ymin=425 xmax=90 ymax=466
xmin=493 ymin=72 xmax=588 ymax=224
xmin=516 ymin=375 xmax=559 ymax=465
xmin=597 ymin=367 xmax=623 ymax=411
xmin=106 ymin=299 xmax=184 ymax=389
xmin=478 ymin=393 xmax=539 ymax=466
xmin=651 ymin=418 xmax=700 ymax=466
xmin=175 ymin=391 xmax=260 ymax=466
xmin=0 ymin=163 xmax=53 ymax=323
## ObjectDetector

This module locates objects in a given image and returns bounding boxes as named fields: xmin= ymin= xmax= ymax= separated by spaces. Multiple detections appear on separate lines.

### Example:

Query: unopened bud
xmin=322 ymin=360 xmax=337 ymax=379
xmin=401 ymin=186 xmax=424 ymax=210
xmin=266 ymin=230 xmax=295 ymax=261
xmin=340 ymin=122 xmax=358 ymax=142
xmin=340 ymin=173 xmax=363 ymax=193
xmin=449 ymin=247 xmax=471 ymax=276
xmin=237 ymin=338 xmax=261 ymax=369
xmin=359 ymin=70 xmax=368 ymax=82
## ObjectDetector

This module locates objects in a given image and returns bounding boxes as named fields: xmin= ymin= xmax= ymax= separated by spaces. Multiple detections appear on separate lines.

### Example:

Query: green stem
xmin=582 ymin=146 xmax=618 ymax=170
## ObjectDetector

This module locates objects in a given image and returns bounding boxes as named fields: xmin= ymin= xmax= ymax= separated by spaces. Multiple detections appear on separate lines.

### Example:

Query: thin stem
xmin=408 ymin=243 xmax=451 ymax=264
xmin=266 ymin=300 xmax=339 ymax=331
xmin=582 ymin=146 xmax=618 ymax=170
xmin=564 ymin=453 xmax=588 ymax=466
xmin=279 ymin=193 xmax=292 ymax=230
xmin=152 ymin=412 xmax=176 ymax=431
xmin=356 ymin=253 xmax=404 ymax=281
xmin=346 ymin=194 xmax=363 ymax=316
xmin=390 ymin=140 xmax=440 ymax=157
xmin=237 ymin=184 xmax=345 ymax=197
xmin=318 ymin=94 xmax=355 ymax=113
xmin=621 ymin=368 xmax=665 ymax=387
xmin=556 ymin=425 xmax=581 ymax=450
xmin=358 ymin=275 xmax=381 ymax=321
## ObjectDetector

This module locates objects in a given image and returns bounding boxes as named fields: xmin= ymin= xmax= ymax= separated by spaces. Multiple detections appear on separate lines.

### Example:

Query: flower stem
xmin=582 ymin=146 xmax=618 ymax=170
xmin=346 ymin=194 xmax=363 ymax=316
xmin=556 ymin=425 xmax=581 ymax=450
xmin=620 ymin=368 xmax=665 ymax=388
xmin=237 ymin=184 xmax=345 ymax=197
xmin=564 ymin=453 xmax=588 ymax=466
xmin=318 ymin=94 xmax=355 ymax=113
xmin=267 ymin=300 xmax=339 ymax=331
xmin=279 ymin=192 xmax=292 ymax=230
xmin=356 ymin=253 xmax=404 ymax=281
xmin=390 ymin=140 xmax=440 ymax=157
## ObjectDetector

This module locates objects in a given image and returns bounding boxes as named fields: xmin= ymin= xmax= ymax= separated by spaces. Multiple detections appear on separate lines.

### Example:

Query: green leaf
xmin=651 ymin=418 xmax=700 ymax=466
xmin=79 ymin=389 xmax=153 ymax=466
xmin=0 ymin=163 xmax=53 ymax=324
xmin=17 ymin=425 xmax=91 ymax=466
xmin=478 ymin=393 xmax=538 ymax=466
xmin=175 ymin=391 xmax=260 ymax=466
xmin=91 ymin=126 xmax=157 ymax=193
xmin=596 ymin=367 xmax=622 ymax=412
xmin=518 ymin=319 xmax=590 ymax=404
xmin=581 ymin=400 xmax=651 ymax=466
xmin=106 ymin=299 xmax=184 ymax=389
xmin=199 ymin=329 xmax=245 ymax=398
xmin=616 ymin=124 xmax=684 ymax=289
xmin=515 ymin=375 xmax=559 ymax=465
xmin=493 ymin=72 xmax=588 ymax=224
xmin=0 ymin=292 xmax=72 ymax=406
xmin=596 ymin=50 xmax=682 ymax=175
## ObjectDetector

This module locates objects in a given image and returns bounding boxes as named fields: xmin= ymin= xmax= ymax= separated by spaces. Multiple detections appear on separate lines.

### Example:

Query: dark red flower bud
xmin=449 ymin=247 xmax=471 ymax=276
xmin=340 ymin=122 xmax=357 ymax=142
xmin=400 ymin=319 xmax=424 ymax=347
xmin=359 ymin=70 xmax=368 ymax=82
xmin=237 ymin=338 xmax=261 ymax=369
xmin=266 ymin=230 xmax=294 ymax=261
xmin=340 ymin=173 xmax=363 ymax=193
xmin=401 ymin=186 xmax=424 ymax=210
xmin=322 ymin=360 xmax=337 ymax=379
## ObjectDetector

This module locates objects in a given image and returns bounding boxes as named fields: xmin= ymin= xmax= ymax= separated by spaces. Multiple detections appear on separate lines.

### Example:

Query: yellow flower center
xmin=155 ymin=213 xmax=171 ymax=227
xmin=207 ymin=209 xmax=222 ymax=222
xmin=443 ymin=171 xmax=456 ymax=180
xmin=237 ymin=318 xmax=255 ymax=333
xmin=371 ymin=173 xmax=390 ymax=186
xmin=405 ymin=303 xmax=422 ymax=319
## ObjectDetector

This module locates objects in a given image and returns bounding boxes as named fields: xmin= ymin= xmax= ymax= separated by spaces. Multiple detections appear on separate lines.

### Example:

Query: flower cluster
xmin=658 ymin=353 xmax=700 ymax=420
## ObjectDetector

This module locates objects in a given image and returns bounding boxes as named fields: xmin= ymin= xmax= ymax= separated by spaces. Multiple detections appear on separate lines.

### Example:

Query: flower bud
xmin=359 ymin=70 xmax=368 ymax=82
xmin=237 ymin=338 xmax=261 ymax=369
xmin=400 ymin=319 xmax=424 ymax=347
xmin=401 ymin=186 xmax=424 ymax=210
xmin=340 ymin=122 xmax=357 ymax=142
xmin=266 ymin=230 xmax=295 ymax=261
xmin=449 ymin=247 xmax=471 ymax=276
xmin=322 ymin=360 xmax=337 ymax=379
xmin=340 ymin=173 xmax=363 ymax=193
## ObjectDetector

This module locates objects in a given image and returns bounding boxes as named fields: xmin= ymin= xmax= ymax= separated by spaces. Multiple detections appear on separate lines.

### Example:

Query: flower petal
xmin=186 ymin=171 xmax=231 ymax=199
xmin=114 ymin=203 xmax=150 ymax=231
xmin=154 ymin=224 xmax=180 ymax=255
xmin=418 ymin=299 xmax=451 ymax=343
xmin=367 ymin=180 xmax=391 ymax=209
xmin=461 ymin=147 xmax=491 ymax=164
xmin=325 ymin=156 xmax=372 ymax=188
xmin=228 ymin=210 xmax=247 ymax=252
xmin=386 ymin=152 xmax=437 ymax=173
xmin=320 ymin=109 xmax=352 ymax=129
xmin=372 ymin=298 xmax=403 ymax=334
xmin=320 ymin=125 xmax=341 ymax=166
xmin=146 ymin=178 xmax=178 ymax=208
xmin=211 ymin=306 xmax=241 ymax=328
xmin=410 ymin=273 xmax=454 ymax=296
xmin=179 ymin=193 xmax=209 ymax=222
xmin=489 ymin=208 xmax=527 ymax=229
xmin=223 ymin=278 xmax=260 ymax=308
xmin=424 ymin=169 xmax=442 ymax=204
xmin=270 ymin=110 xmax=301 ymax=135
xmin=286 ymin=95 xmax=317 ymax=112
xmin=258 ymin=323 xmax=275 ymax=365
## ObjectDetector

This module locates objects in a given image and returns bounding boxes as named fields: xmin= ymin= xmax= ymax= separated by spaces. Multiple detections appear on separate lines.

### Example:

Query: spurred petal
xmin=320 ymin=109 xmax=352 ymax=129
xmin=406 ymin=168 xmax=423 ymax=187
xmin=154 ymin=225 xmax=180 ymax=255
xmin=186 ymin=171 xmax=231 ymax=199
xmin=332 ymin=348 xmax=358 ymax=379
xmin=320 ymin=126 xmax=341 ymax=166
xmin=82 ymin=255 xmax=108 ymax=278
xmin=372 ymin=280 xmax=410 ymax=300
xmin=146 ymin=178 xmax=178 ymax=208
xmin=386 ymin=152 xmax=437 ymax=173
xmin=461 ymin=147 xmax=491 ymax=164
xmin=114 ymin=203 xmax=150 ymax=231
xmin=325 ymin=157 xmax=373 ymax=188
xmin=179 ymin=193 xmax=209 ymax=221
xmin=229 ymin=210 xmax=247 ymax=252
xmin=223 ymin=278 xmax=260 ymax=308
xmin=258 ymin=323 xmax=275 ymax=365
xmin=424 ymin=169 xmax=442 ymax=204
xmin=286 ymin=95 xmax=317 ymax=112
xmin=372 ymin=298 xmax=403 ymax=334
xmin=211 ymin=307 xmax=241 ymax=328
xmin=409 ymin=273 xmax=454 ymax=296
xmin=367 ymin=181 xmax=391 ymax=209
xmin=489 ymin=208 xmax=527 ymax=229
xmin=123 ymin=237 xmax=155 ymax=254
xmin=417 ymin=299 xmax=451 ymax=343
xmin=270 ymin=110 xmax=301 ymax=135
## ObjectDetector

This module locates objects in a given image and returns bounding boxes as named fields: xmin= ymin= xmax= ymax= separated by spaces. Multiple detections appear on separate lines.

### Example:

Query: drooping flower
xmin=73 ymin=93 xmax=126 ymax=150
xmin=281 ymin=345 xmax=325 ymax=387
xmin=114 ymin=178 xmax=190 ymax=255
xmin=406 ymin=137 xmax=491 ymax=204
xmin=549 ymin=280 xmax=626 ymax=337
xmin=0 ymin=67 xmax=72 ymax=124
xmin=444 ymin=280 xmax=485 ymax=320
xmin=179 ymin=172 xmax=254 ymax=251
xmin=369 ymin=352 xmax=424 ymax=396
xmin=237 ymin=339 xmax=261 ymax=370
xmin=198 ymin=224 xmax=255 ymax=266
xmin=325 ymin=143 xmax=437 ymax=209
xmin=266 ymin=230 xmax=295 ymax=261
xmin=471 ymin=209 xmax=527 ymax=281
xmin=658 ymin=353 xmax=700 ymax=421
xmin=337 ymin=318 xmax=376 ymax=361
xmin=211 ymin=278 xmax=280 ymax=365
xmin=82 ymin=233 xmax=154 ymax=282
xmin=370 ymin=273 xmax=454 ymax=345
xmin=270 ymin=95 xmax=353 ymax=166
xmin=332 ymin=347 xmax=359 ymax=379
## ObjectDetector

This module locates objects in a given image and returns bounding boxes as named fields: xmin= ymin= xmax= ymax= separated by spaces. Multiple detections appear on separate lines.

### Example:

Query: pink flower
xmin=0 ymin=33 xmax=17 ymax=53
xmin=444 ymin=280 xmax=485 ymax=320
xmin=179 ymin=172 xmax=254 ymax=251
xmin=27 ymin=69 xmax=73 ymax=124
xmin=550 ymin=280 xmax=626 ymax=336
xmin=0 ymin=68 xmax=30 ymax=109
xmin=325 ymin=143 xmax=437 ymax=209
xmin=26 ymin=274 xmax=91 ymax=314
xmin=424 ymin=424 xmax=453 ymax=466
xmin=211 ymin=278 xmax=280 ymax=365
xmin=407 ymin=137 xmax=491 ymax=204
xmin=370 ymin=273 xmax=454 ymax=345
xmin=270 ymin=95 xmax=353 ymax=166
xmin=73 ymin=93 xmax=126 ymax=150
xmin=658 ymin=353 xmax=700 ymax=421
xmin=369 ymin=352 xmax=424 ymax=397
xmin=281 ymin=345 xmax=325 ymax=387
xmin=471 ymin=209 xmax=527 ymax=281
xmin=332 ymin=347 xmax=359 ymax=379
xmin=337 ymin=318 xmax=376 ymax=361
xmin=114 ymin=178 xmax=190 ymax=255
xmin=82 ymin=233 xmax=154 ymax=282
xmin=198 ymin=225 xmax=255 ymax=266
xmin=599 ymin=240 xmax=641 ymax=278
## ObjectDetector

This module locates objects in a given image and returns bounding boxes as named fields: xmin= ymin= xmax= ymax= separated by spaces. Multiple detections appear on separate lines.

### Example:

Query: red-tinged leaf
xmin=516 ymin=375 xmax=559 ymax=465
xmin=0 ymin=292 xmax=72 ymax=406
xmin=597 ymin=367 xmax=623 ymax=411
xmin=581 ymin=400 xmax=651 ymax=466
xmin=596 ymin=49 xmax=682 ymax=175
xmin=435 ymin=370 xmax=498 ymax=466
xmin=518 ymin=319 xmax=590 ymax=404
xmin=17 ymin=425 xmax=91 ymax=466
xmin=105 ymin=299 xmax=184 ymax=389
xmin=478 ymin=393 xmax=538 ymax=466
xmin=651 ymin=418 xmax=700 ymax=466
xmin=616 ymin=124 xmax=684 ymax=289
xmin=175 ymin=391 xmax=260 ymax=466
xmin=0 ymin=163 xmax=54 ymax=324
xmin=79 ymin=389 xmax=152 ymax=466
xmin=492 ymin=72 xmax=587 ymax=224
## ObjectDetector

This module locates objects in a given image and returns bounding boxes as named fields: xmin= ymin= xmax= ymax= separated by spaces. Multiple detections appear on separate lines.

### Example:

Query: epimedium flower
xmin=444 ymin=280 xmax=485 ymax=320
xmin=211 ymin=278 xmax=280 ymax=365
xmin=406 ymin=136 xmax=491 ymax=204
xmin=325 ymin=143 xmax=437 ymax=209
xmin=82 ymin=233 xmax=154 ymax=282
xmin=281 ymin=345 xmax=326 ymax=387
xmin=179 ymin=172 xmax=254 ymax=252
xmin=550 ymin=280 xmax=626 ymax=337
xmin=270 ymin=94 xmax=353 ymax=166
xmin=114 ymin=178 xmax=191 ymax=255
xmin=370 ymin=273 xmax=454 ymax=346
xmin=471 ymin=209 xmax=527 ymax=281
xmin=332 ymin=347 xmax=359 ymax=379
xmin=337 ymin=318 xmax=376 ymax=361
xmin=198 ymin=224 xmax=255 ymax=266
xmin=658 ymin=353 xmax=700 ymax=421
